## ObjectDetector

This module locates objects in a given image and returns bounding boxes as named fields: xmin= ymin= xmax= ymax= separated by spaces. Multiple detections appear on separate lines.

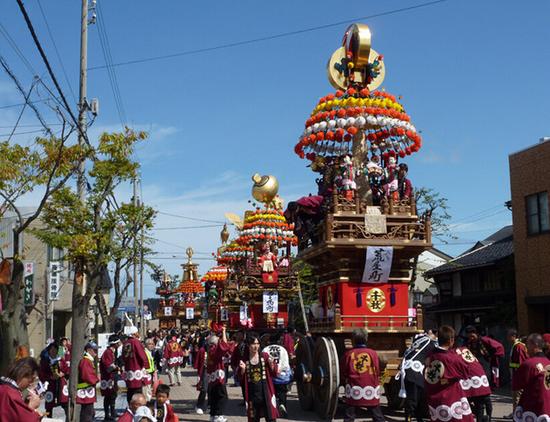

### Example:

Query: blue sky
xmin=2 ymin=0 xmax=550 ymax=299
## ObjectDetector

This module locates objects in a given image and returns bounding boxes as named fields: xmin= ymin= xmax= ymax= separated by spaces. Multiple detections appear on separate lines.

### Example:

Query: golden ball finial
xmin=251 ymin=173 xmax=279 ymax=204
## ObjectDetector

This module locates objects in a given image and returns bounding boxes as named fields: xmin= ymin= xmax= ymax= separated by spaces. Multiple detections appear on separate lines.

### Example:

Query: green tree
xmin=32 ymin=129 xmax=148 ymax=418
xmin=412 ymin=187 xmax=456 ymax=288
xmin=0 ymin=126 xmax=85 ymax=371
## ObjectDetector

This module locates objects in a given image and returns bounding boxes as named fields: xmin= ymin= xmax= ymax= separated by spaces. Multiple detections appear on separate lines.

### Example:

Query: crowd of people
xmin=1 ymin=324 xmax=549 ymax=422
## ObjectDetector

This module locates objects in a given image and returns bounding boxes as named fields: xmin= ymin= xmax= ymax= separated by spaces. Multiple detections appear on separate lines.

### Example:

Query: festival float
xmin=174 ymin=247 xmax=205 ymax=328
xmin=155 ymin=271 xmax=178 ymax=330
xmin=289 ymin=24 xmax=432 ymax=418
xmin=209 ymin=174 xmax=299 ymax=332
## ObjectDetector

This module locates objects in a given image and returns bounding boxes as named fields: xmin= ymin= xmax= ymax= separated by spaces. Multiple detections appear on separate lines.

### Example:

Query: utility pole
xmin=133 ymin=177 xmax=139 ymax=327
xmin=139 ymin=174 xmax=145 ymax=337
xmin=77 ymin=0 xmax=89 ymax=202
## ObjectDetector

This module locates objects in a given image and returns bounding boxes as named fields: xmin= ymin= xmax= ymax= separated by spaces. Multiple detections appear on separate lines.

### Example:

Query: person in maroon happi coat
xmin=342 ymin=328 xmax=384 ymax=422
xmin=507 ymin=328 xmax=528 ymax=413
xmin=163 ymin=330 xmax=184 ymax=386
xmin=206 ymin=326 xmax=233 ymax=422
xmin=454 ymin=346 xmax=492 ymax=422
xmin=39 ymin=341 xmax=69 ymax=418
xmin=101 ymin=334 xmax=121 ymax=421
xmin=239 ymin=333 xmax=279 ymax=422
xmin=77 ymin=341 xmax=100 ymax=422
xmin=465 ymin=326 xmax=505 ymax=388
xmin=122 ymin=326 xmax=150 ymax=405
xmin=512 ymin=333 xmax=550 ymax=422
xmin=424 ymin=326 xmax=474 ymax=422
xmin=0 ymin=357 xmax=42 ymax=422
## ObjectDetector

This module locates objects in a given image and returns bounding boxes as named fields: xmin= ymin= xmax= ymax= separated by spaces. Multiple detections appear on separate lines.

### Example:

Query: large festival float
xmin=288 ymin=23 xmax=432 ymax=417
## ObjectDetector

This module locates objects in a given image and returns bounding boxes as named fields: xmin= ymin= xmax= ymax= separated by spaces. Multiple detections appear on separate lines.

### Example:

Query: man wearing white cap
xmin=122 ymin=326 xmax=151 ymax=405
xmin=133 ymin=405 xmax=157 ymax=422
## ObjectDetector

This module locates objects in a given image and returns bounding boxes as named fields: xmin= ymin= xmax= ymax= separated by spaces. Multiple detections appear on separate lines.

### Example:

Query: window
xmin=526 ymin=192 xmax=549 ymax=235
xmin=462 ymin=272 xmax=480 ymax=294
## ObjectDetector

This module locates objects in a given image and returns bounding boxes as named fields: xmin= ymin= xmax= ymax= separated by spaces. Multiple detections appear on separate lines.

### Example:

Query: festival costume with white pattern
xmin=512 ymin=353 xmax=550 ymax=422
xmin=424 ymin=347 xmax=474 ymax=422
xmin=342 ymin=346 xmax=384 ymax=422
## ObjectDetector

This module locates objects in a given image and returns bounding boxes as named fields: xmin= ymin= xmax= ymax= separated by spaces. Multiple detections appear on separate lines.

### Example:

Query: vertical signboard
xmin=23 ymin=262 xmax=34 ymax=306
xmin=49 ymin=261 xmax=61 ymax=301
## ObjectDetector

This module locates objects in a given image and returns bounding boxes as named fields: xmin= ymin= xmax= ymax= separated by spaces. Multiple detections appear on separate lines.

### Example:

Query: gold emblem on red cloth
xmin=366 ymin=288 xmax=385 ymax=313
xmin=425 ymin=360 xmax=445 ymax=385
xmin=352 ymin=352 xmax=372 ymax=374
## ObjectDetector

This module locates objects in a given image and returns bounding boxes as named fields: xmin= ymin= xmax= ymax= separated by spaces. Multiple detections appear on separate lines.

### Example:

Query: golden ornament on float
xmin=251 ymin=173 xmax=279 ymax=204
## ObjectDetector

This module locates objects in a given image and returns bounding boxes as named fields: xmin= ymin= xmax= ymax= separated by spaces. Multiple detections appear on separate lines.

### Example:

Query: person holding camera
xmin=0 ymin=357 xmax=43 ymax=421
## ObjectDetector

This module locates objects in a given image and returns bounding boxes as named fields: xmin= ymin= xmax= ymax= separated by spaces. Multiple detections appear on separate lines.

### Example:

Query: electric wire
xmin=95 ymin=0 xmax=127 ymax=129
xmin=157 ymin=211 xmax=225 ymax=224
xmin=152 ymin=224 xmax=224 ymax=231
xmin=88 ymin=0 xmax=451 ymax=70
xmin=0 ymin=21 xmax=37 ymax=75
xmin=6 ymin=80 xmax=36 ymax=142
xmin=15 ymin=0 xmax=89 ymax=145
xmin=35 ymin=0 xmax=78 ymax=106
xmin=0 ymin=55 xmax=53 ymax=135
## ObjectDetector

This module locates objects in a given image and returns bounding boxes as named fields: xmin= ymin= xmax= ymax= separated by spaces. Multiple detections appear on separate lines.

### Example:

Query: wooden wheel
xmin=312 ymin=337 xmax=340 ymax=420
xmin=295 ymin=336 xmax=315 ymax=410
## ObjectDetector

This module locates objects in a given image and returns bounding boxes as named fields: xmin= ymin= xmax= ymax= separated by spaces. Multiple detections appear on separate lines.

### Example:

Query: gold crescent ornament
xmin=326 ymin=23 xmax=385 ymax=91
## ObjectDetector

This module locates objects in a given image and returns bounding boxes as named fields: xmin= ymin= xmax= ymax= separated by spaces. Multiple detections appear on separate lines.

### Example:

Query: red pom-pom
xmin=335 ymin=90 xmax=344 ymax=98
xmin=316 ymin=132 xmax=325 ymax=141
xmin=326 ymin=131 xmax=335 ymax=140
xmin=347 ymin=88 xmax=356 ymax=96
xmin=405 ymin=147 xmax=412 ymax=155
xmin=337 ymin=109 xmax=347 ymax=118
xmin=398 ymin=150 xmax=406 ymax=158
xmin=344 ymin=133 xmax=352 ymax=142
xmin=347 ymin=127 xmax=358 ymax=135
xmin=360 ymin=88 xmax=370 ymax=97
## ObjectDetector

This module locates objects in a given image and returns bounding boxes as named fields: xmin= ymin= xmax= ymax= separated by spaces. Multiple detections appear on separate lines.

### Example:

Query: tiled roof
xmin=424 ymin=227 xmax=513 ymax=277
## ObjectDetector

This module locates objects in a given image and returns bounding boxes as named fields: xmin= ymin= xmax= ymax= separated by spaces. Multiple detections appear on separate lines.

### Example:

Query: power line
xmin=95 ymin=0 xmax=127 ymax=128
xmin=0 ymin=98 xmax=53 ymax=110
xmin=6 ymin=79 xmax=36 ymax=142
xmin=0 ymin=128 xmax=48 ymax=137
xmin=157 ymin=211 xmax=225 ymax=224
xmin=88 ymin=0 xmax=451 ymax=70
xmin=0 ymin=55 xmax=53 ymax=135
xmin=152 ymin=224 xmax=224 ymax=231
xmin=0 ymin=21 xmax=37 ymax=75
xmin=15 ymin=0 xmax=87 ymax=144
xmin=36 ymin=0 xmax=78 ymax=106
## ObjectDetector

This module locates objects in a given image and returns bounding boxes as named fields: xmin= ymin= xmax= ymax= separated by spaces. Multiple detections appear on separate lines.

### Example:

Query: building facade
xmin=424 ymin=226 xmax=516 ymax=335
xmin=509 ymin=138 xmax=550 ymax=333
xmin=1 ymin=211 xmax=73 ymax=356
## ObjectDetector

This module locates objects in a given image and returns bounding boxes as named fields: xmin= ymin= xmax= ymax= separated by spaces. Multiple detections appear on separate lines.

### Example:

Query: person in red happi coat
xmin=465 ymin=326 xmax=505 ymax=388
xmin=507 ymin=329 xmax=528 ymax=413
xmin=100 ymin=334 xmax=121 ymax=421
xmin=0 ymin=357 xmax=42 ymax=422
xmin=206 ymin=326 xmax=233 ymax=422
xmin=77 ymin=341 xmax=100 ymax=422
xmin=454 ymin=346 xmax=492 ymax=422
xmin=39 ymin=341 xmax=69 ymax=418
xmin=342 ymin=328 xmax=384 ymax=422
xmin=122 ymin=326 xmax=150 ymax=405
xmin=424 ymin=326 xmax=473 ymax=422
xmin=238 ymin=333 xmax=279 ymax=422
xmin=163 ymin=330 xmax=184 ymax=386
xmin=512 ymin=333 xmax=550 ymax=422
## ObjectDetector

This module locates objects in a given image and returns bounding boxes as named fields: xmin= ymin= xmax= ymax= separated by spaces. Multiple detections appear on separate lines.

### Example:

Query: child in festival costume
xmin=424 ymin=326 xmax=473 ymax=422
xmin=148 ymin=384 xmax=177 ymax=422
xmin=100 ymin=334 xmax=121 ymax=421
xmin=342 ymin=328 xmax=384 ymax=422
xmin=39 ymin=341 xmax=69 ymax=418
xmin=77 ymin=342 xmax=100 ymax=422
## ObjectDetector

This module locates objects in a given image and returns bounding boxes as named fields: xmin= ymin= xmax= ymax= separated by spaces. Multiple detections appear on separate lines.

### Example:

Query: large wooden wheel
xmin=312 ymin=337 xmax=340 ymax=420
xmin=295 ymin=336 xmax=315 ymax=410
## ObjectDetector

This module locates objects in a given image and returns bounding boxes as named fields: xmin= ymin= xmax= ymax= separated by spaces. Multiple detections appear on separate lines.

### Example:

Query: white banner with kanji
xmin=361 ymin=246 xmax=393 ymax=283
xmin=263 ymin=291 xmax=278 ymax=313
